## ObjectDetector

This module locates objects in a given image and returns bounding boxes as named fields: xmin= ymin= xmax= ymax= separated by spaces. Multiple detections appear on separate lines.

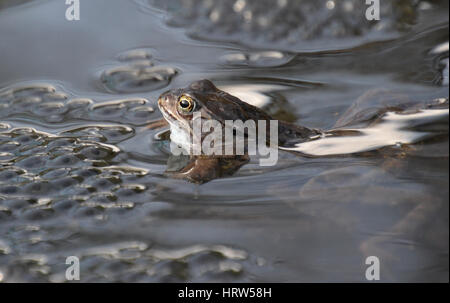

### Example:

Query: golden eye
xmin=178 ymin=95 xmax=195 ymax=114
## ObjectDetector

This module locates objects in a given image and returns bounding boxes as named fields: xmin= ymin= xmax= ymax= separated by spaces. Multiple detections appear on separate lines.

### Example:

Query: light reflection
xmin=281 ymin=109 xmax=449 ymax=156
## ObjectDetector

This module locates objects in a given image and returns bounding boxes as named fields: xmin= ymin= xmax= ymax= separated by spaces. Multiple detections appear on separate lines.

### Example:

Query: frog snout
xmin=158 ymin=92 xmax=175 ymax=108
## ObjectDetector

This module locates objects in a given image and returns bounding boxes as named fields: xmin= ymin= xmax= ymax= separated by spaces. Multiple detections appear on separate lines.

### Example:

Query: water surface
xmin=0 ymin=0 xmax=448 ymax=282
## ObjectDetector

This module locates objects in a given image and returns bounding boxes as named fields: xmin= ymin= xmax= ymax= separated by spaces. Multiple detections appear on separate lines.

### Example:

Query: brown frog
xmin=152 ymin=79 xmax=448 ymax=184
xmin=154 ymin=79 xmax=321 ymax=183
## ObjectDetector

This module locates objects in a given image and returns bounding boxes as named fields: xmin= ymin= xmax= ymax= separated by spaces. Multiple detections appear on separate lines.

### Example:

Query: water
xmin=0 ymin=0 xmax=448 ymax=282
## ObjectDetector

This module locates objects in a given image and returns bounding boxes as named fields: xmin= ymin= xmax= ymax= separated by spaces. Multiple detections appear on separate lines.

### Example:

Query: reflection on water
xmin=0 ymin=0 xmax=448 ymax=282
xmin=284 ymin=106 xmax=449 ymax=156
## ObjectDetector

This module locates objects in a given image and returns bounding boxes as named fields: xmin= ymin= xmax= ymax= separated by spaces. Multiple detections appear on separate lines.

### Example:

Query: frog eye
xmin=178 ymin=95 xmax=196 ymax=114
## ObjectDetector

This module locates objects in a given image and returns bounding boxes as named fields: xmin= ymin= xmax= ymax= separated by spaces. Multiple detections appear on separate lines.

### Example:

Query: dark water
xmin=0 ymin=0 xmax=448 ymax=282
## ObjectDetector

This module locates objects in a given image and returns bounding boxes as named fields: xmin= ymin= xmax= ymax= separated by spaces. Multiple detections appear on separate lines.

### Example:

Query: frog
xmin=152 ymin=79 xmax=448 ymax=184
xmin=153 ymin=79 xmax=322 ymax=183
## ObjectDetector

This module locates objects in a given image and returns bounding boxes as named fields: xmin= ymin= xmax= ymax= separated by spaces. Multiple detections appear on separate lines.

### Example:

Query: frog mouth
xmin=157 ymin=102 xmax=184 ymax=128
xmin=158 ymin=105 xmax=177 ymax=124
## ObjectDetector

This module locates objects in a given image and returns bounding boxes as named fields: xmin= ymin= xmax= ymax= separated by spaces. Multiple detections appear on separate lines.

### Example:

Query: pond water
xmin=0 ymin=0 xmax=448 ymax=282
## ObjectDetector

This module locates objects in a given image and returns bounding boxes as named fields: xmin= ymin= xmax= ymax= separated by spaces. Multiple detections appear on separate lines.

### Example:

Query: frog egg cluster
xmin=0 ymin=127 xmax=155 ymax=220
xmin=101 ymin=49 xmax=178 ymax=93
xmin=0 ymin=84 xmax=156 ymax=126
xmin=147 ymin=0 xmax=418 ymax=48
